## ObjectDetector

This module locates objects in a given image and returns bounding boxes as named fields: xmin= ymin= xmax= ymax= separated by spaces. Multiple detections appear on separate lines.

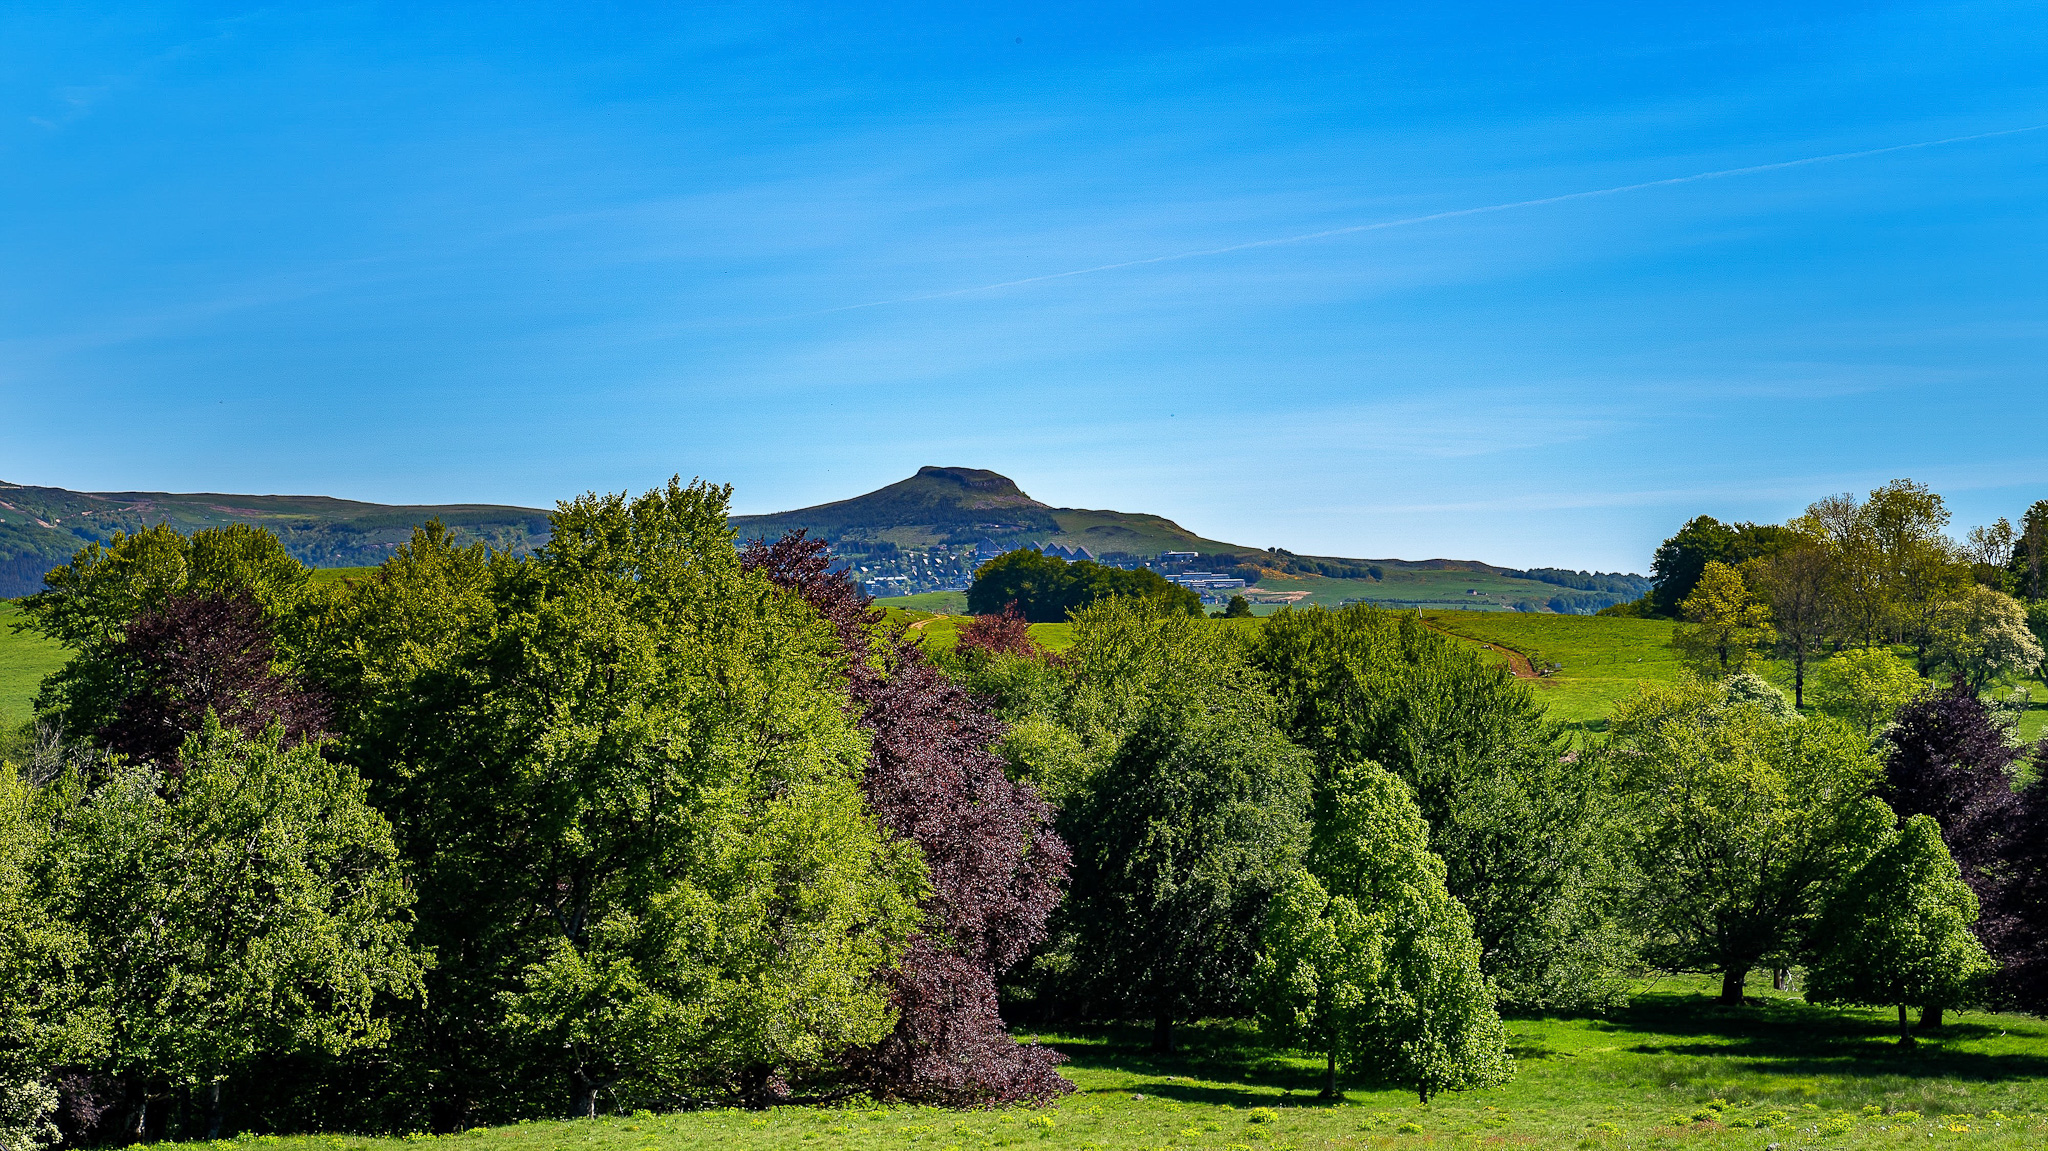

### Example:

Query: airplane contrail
xmin=807 ymin=123 xmax=2047 ymax=317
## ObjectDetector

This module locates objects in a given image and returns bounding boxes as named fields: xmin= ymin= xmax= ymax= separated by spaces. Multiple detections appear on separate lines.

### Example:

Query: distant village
xmin=855 ymin=539 xmax=1249 ymax=605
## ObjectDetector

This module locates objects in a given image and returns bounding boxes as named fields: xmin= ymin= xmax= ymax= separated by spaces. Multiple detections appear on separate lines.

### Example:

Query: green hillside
xmin=0 ymin=480 xmax=549 ymax=597
xmin=739 ymin=466 xmax=1646 ymax=612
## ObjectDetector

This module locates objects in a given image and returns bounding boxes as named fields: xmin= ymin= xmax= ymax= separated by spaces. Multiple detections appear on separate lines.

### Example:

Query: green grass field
xmin=1419 ymin=610 xmax=1687 ymax=727
xmin=875 ymin=591 xmax=971 ymax=614
xmin=0 ymin=600 xmax=69 ymax=728
xmin=127 ymin=975 xmax=2048 ymax=1150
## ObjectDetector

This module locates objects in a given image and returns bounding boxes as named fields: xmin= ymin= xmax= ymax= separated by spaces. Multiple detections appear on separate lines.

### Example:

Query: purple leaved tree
xmin=740 ymin=532 xmax=1071 ymax=1106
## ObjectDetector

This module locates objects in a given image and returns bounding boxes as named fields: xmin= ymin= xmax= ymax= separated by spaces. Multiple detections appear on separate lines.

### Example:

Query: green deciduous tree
xmin=1258 ymin=763 xmax=1510 ymax=1102
xmin=317 ymin=481 xmax=925 ymax=1119
xmin=1748 ymin=542 xmax=1837 ymax=707
xmin=1063 ymin=660 xmax=1312 ymax=1053
xmin=966 ymin=549 xmax=1198 ymax=622
xmin=1930 ymin=585 xmax=2044 ymax=693
xmin=1253 ymin=606 xmax=1629 ymax=1011
xmin=1672 ymin=562 xmax=1775 ymax=677
xmin=1806 ymin=815 xmax=1994 ymax=1044
xmin=1809 ymin=648 xmax=1926 ymax=737
xmin=43 ymin=722 xmax=425 ymax=1139
xmin=19 ymin=523 xmax=316 ymax=740
xmin=1607 ymin=683 xmax=1894 ymax=1004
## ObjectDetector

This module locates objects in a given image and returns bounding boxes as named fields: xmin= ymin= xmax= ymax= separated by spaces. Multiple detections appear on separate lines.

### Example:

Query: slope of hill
xmin=735 ymin=466 xmax=1644 ymax=612
xmin=0 ymin=480 xmax=550 ymax=598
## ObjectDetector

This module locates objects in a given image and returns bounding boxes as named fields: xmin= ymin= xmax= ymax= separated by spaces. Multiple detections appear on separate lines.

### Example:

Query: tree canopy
xmin=966 ymin=549 xmax=1198 ymax=622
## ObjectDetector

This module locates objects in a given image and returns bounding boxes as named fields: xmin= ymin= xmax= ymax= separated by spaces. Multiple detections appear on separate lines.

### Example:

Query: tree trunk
xmin=572 ymin=1074 xmax=600 ymax=1120
xmin=1792 ymin=656 xmax=1805 ymax=708
xmin=1771 ymin=968 xmax=1786 ymax=991
xmin=205 ymin=1080 xmax=223 ymax=1140
xmin=1720 ymin=968 xmax=1747 ymax=1004
xmin=130 ymin=1096 xmax=149 ymax=1144
xmin=1151 ymin=1013 xmax=1174 ymax=1054
xmin=1919 ymin=1005 xmax=1945 ymax=1030
xmin=1897 ymin=1004 xmax=1916 ymax=1045
xmin=1324 ymin=1047 xmax=1337 ymax=1100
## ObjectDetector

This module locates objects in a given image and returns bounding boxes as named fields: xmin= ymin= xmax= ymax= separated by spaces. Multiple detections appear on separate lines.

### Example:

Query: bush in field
xmin=1810 ymin=648 xmax=1926 ymax=737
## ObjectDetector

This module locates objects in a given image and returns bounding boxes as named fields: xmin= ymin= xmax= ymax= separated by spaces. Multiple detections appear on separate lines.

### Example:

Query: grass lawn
xmin=133 ymin=976 xmax=2048 ymax=1150
xmin=1419 ymin=610 xmax=1687 ymax=728
xmin=877 ymin=591 xmax=971 ymax=614
xmin=0 ymin=600 xmax=69 ymax=728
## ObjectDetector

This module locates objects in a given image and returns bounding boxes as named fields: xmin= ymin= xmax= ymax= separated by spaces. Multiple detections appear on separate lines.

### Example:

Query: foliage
xmin=1255 ymin=606 xmax=1631 ymax=1010
xmin=1259 ymin=762 xmax=1509 ymax=1102
xmin=320 ymin=483 xmax=926 ymax=1118
xmin=967 ymin=549 xmax=1198 ymax=622
xmin=1213 ymin=595 xmax=1254 ymax=619
xmin=1606 ymin=681 xmax=1894 ymax=1002
xmin=1748 ymin=541 xmax=1834 ymax=707
xmin=1649 ymin=516 xmax=1799 ymax=618
xmin=99 ymin=591 xmax=329 ymax=767
xmin=17 ymin=523 xmax=315 ymax=739
xmin=740 ymin=531 xmax=1071 ymax=1106
xmin=1671 ymin=561 xmax=1774 ymax=677
xmin=1806 ymin=816 xmax=1994 ymax=1038
xmin=1930 ymin=586 xmax=2043 ymax=692
xmin=1810 ymin=648 xmax=1927 ymax=737
xmin=1883 ymin=686 xmax=2024 ymax=880
xmin=1795 ymin=480 xmax=1970 ymax=667
xmin=36 ymin=722 xmax=425 ymax=1139
xmin=955 ymin=602 xmax=1039 ymax=656
xmin=1061 ymin=647 xmax=1312 ymax=1051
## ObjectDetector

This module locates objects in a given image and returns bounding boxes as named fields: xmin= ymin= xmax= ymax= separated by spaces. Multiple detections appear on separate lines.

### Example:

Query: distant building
xmin=1160 ymin=550 xmax=1199 ymax=563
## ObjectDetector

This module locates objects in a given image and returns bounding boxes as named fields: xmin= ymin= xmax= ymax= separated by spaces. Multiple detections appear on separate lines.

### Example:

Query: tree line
xmin=1 ymin=476 xmax=2044 ymax=1147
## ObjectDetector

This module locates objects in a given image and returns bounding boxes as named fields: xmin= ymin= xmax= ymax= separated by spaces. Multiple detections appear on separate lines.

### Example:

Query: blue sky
xmin=4 ymin=3 xmax=2045 ymax=572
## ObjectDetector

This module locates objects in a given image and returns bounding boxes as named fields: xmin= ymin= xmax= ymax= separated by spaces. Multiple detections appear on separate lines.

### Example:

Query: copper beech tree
xmin=740 ymin=533 xmax=1071 ymax=1106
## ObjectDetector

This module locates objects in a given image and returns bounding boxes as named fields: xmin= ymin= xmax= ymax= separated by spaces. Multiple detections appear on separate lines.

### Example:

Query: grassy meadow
xmin=128 ymin=976 xmax=2048 ymax=1150
xmin=0 ymin=599 xmax=69 ymax=727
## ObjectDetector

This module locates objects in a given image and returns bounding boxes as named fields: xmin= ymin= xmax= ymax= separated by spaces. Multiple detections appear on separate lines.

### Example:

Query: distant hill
xmin=0 ymin=480 xmax=550 ymax=598
xmin=732 ymin=466 xmax=1650 ymax=613
xmin=2 ymin=468 xmax=1650 ymax=614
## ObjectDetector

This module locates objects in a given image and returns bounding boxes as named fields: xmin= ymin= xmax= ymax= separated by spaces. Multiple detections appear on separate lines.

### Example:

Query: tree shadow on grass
xmin=1566 ymin=992 xmax=2048 ymax=1085
xmin=1044 ymin=1021 xmax=1404 ymax=1103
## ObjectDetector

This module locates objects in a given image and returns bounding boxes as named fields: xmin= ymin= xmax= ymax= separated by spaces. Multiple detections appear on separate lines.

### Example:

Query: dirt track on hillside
xmin=1419 ymin=619 xmax=1541 ymax=680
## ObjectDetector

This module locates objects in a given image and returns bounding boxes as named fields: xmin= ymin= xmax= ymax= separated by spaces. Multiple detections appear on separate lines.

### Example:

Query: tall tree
xmin=1254 ymin=606 xmax=1629 ymax=1011
xmin=1749 ymin=543 xmax=1836 ymax=707
xmin=42 ymin=723 xmax=425 ymax=1141
xmin=1805 ymin=816 xmax=1993 ymax=1043
xmin=1930 ymin=586 xmax=2044 ymax=692
xmin=1672 ymin=562 xmax=1775 ymax=677
xmin=1258 ymin=762 xmax=1511 ymax=1102
xmin=318 ymin=484 xmax=926 ymax=1121
xmin=1607 ymin=682 xmax=1893 ymax=1003
xmin=1063 ymin=666 xmax=1312 ymax=1052
xmin=2006 ymin=499 xmax=2048 ymax=602
xmin=740 ymin=531 xmax=1071 ymax=1106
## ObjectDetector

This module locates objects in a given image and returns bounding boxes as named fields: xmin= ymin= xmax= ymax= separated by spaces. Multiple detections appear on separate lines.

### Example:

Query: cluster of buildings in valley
xmin=856 ymin=539 xmax=1251 ymax=605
